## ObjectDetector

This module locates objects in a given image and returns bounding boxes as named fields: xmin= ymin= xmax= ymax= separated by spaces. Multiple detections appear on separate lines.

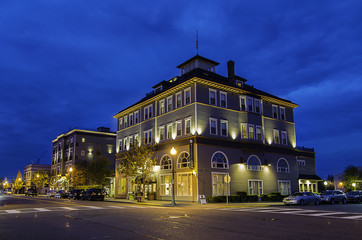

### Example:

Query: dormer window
xmin=154 ymin=86 xmax=162 ymax=93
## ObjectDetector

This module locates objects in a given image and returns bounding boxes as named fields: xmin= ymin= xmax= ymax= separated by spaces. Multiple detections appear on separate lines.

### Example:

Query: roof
xmin=299 ymin=174 xmax=323 ymax=181
xmin=176 ymin=54 xmax=220 ymax=69
xmin=52 ymin=129 xmax=116 ymax=143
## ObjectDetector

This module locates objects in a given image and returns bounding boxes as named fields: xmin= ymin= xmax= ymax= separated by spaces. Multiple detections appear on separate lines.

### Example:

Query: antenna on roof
xmin=196 ymin=30 xmax=199 ymax=55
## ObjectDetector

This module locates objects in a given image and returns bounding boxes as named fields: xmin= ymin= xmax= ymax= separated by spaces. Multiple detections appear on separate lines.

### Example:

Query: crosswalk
xmin=217 ymin=207 xmax=362 ymax=220
xmin=0 ymin=205 xmax=157 ymax=215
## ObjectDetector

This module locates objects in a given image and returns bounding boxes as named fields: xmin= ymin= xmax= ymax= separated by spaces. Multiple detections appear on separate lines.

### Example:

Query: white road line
xmin=33 ymin=208 xmax=51 ymax=212
xmin=127 ymin=206 xmax=146 ymax=208
xmin=84 ymin=206 xmax=105 ymax=209
xmin=61 ymin=207 xmax=77 ymax=211
xmin=5 ymin=210 xmax=21 ymax=214
xmin=307 ymin=212 xmax=349 ymax=217
xmin=108 ymin=206 xmax=125 ymax=209
xmin=340 ymin=215 xmax=362 ymax=220
xmin=279 ymin=210 xmax=316 ymax=214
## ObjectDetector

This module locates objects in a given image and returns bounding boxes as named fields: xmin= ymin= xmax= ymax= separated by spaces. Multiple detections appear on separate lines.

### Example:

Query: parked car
xmin=283 ymin=192 xmax=321 ymax=206
xmin=346 ymin=191 xmax=362 ymax=203
xmin=320 ymin=190 xmax=347 ymax=204
xmin=55 ymin=190 xmax=68 ymax=199
xmin=46 ymin=190 xmax=56 ymax=198
xmin=68 ymin=189 xmax=84 ymax=200
xmin=81 ymin=188 xmax=105 ymax=201
xmin=25 ymin=188 xmax=38 ymax=196
xmin=4 ymin=189 xmax=12 ymax=194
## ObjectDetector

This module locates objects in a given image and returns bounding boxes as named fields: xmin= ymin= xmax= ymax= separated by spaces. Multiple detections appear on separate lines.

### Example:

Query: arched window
xmin=211 ymin=152 xmax=228 ymax=169
xmin=277 ymin=158 xmax=290 ymax=173
xmin=160 ymin=155 xmax=172 ymax=170
xmin=177 ymin=152 xmax=190 ymax=169
xmin=247 ymin=155 xmax=262 ymax=171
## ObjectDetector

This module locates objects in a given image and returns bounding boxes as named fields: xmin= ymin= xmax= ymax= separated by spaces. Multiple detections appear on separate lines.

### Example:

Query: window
xmin=240 ymin=96 xmax=246 ymax=111
xmin=220 ymin=91 xmax=227 ymax=108
xmin=167 ymin=124 xmax=172 ymax=139
xmin=134 ymin=133 xmax=139 ymax=144
xmin=184 ymin=88 xmax=191 ymax=105
xmin=144 ymin=105 xmax=152 ymax=120
xmin=211 ymin=152 xmax=228 ymax=169
xmin=160 ymin=155 xmax=172 ymax=170
xmin=209 ymin=118 xmax=217 ymax=135
xmin=82 ymin=138 xmax=85 ymax=143
xmin=160 ymin=175 xmax=171 ymax=196
xmin=212 ymin=173 xmax=229 ymax=196
xmin=241 ymin=123 xmax=248 ymax=139
xmin=81 ymin=150 xmax=85 ymax=156
xmin=280 ymin=107 xmax=286 ymax=120
xmin=281 ymin=131 xmax=287 ymax=145
xmin=134 ymin=111 xmax=139 ymax=124
xmin=124 ymin=116 xmax=128 ymax=128
xmin=185 ymin=118 xmax=191 ymax=134
xmin=272 ymin=105 xmax=278 ymax=119
xmin=129 ymin=135 xmax=133 ymax=146
xmin=119 ymin=118 xmax=123 ymax=130
xmin=277 ymin=158 xmax=290 ymax=173
xmin=159 ymin=126 xmax=165 ymax=141
xmin=129 ymin=113 xmax=133 ymax=126
xmin=123 ymin=138 xmax=127 ymax=150
xmin=248 ymin=180 xmax=263 ymax=195
xmin=247 ymin=97 xmax=253 ymax=112
xmin=254 ymin=99 xmax=261 ymax=114
xmin=177 ymin=173 xmax=192 ymax=196
xmin=273 ymin=129 xmax=280 ymax=144
xmin=256 ymin=126 xmax=263 ymax=141
xmin=167 ymin=96 xmax=173 ymax=112
xmin=209 ymin=89 xmax=217 ymax=105
xmin=144 ymin=130 xmax=152 ymax=144
xmin=176 ymin=92 xmax=182 ymax=108
xmin=177 ymin=152 xmax=190 ymax=169
xmin=297 ymin=160 xmax=306 ymax=166
xmin=247 ymin=155 xmax=262 ymax=171
xmin=118 ymin=140 xmax=122 ymax=152
xmin=176 ymin=121 xmax=182 ymax=136
xmin=278 ymin=181 xmax=291 ymax=195
xmin=248 ymin=124 xmax=254 ymax=139
xmin=220 ymin=120 xmax=228 ymax=137
xmin=159 ymin=99 xmax=165 ymax=115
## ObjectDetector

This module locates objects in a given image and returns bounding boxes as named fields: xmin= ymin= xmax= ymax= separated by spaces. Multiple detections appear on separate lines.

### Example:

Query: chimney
xmin=227 ymin=60 xmax=235 ymax=83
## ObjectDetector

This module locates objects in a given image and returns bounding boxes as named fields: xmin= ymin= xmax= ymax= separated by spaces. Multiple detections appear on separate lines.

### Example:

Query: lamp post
xmin=68 ymin=167 xmax=73 ymax=191
xmin=170 ymin=147 xmax=177 ymax=206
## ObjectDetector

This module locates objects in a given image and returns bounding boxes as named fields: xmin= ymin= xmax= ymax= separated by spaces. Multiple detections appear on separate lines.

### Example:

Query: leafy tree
xmin=3 ymin=177 xmax=9 ymax=190
xmin=327 ymin=174 xmax=334 ymax=182
xmin=342 ymin=165 xmax=362 ymax=191
xmin=14 ymin=171 xmax=24 ymax=193
xmin=87 ymin=150 xmax=113 ymax=187
xmin=118 ymin=140 xmax=157 ymax=201
xmin=33 ymin=170 xmax=49 ymax=192
xmin=72 ymin=161 xmax=88 ymax=187
xmin=0 ymin=177 xmax=4 ymax=190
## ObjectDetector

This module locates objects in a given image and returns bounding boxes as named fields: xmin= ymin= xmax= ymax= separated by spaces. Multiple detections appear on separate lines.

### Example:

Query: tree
xmin=3 ymin=177 xmax=9 ymax=190
xmin=327 ymin=174 xmax=334 ymax=182
xmin=342 ymin=165 xmax=362 ymax=191
xmin=72 ymin=161 xmax=88 ymax=187
xmin=14 ymin=171 xmax=24 ymax=193
xmin=0 ymin=176 xmax=4 ymax=190
xmin=118 ymin=140 xmax=157 ymax=201
xmin=33 ymin=170 xmax=49 ymax=192
xmin=87 ymin=150 xmax=113 ymax=187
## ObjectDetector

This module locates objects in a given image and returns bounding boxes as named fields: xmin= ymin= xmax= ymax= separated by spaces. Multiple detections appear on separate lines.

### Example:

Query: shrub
xmin=246 ymin=195 xmax=259 ymax=202
xmin=236 ymin=191 xmax=248 ymax=202
xmin=230 ymin=195 xmax=241 ymax=202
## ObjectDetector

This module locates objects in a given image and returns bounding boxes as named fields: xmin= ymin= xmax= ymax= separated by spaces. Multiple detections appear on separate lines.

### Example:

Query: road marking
xmin=307 ymin=212 xmax=348 ymax=216
xmin=33 ymin=208 xmax=51 ymax=212
xmin=5 ymin=210 xmax=21 ymax=214
xmin=340 ymin=215 xmax=362 ymax=220
xmin=85 ymin=206 xmax=105 ymax=209
xmin=108 ymin=206 xmax=125 ymax=209
xmin=61 ymin=207 xmax=77 ymax=211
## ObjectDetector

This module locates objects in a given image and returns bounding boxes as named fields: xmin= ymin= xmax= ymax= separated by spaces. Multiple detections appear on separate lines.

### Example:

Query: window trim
xmin=159 ymin=125 xmax=165 ymax=141
xmin=273 ymin=129 xmax=280 ymax=144
xmin=241 ymin=123 xmax=248 ymax=139
xmin=167 ymin=96 xmax=173 ymax=112
xmin=129 ymin=113 xmax=134 ymax=126
xmin=254 ymin=99 xmax=261 ymax=114
xmin=211 ymin=151 xmax=229 ymax=169
xmin=177 ymin=151 xmax=190 ymax=169
xmin=176 ymin=120 xmax=182 ymax=137
xmin=278 ymin=180 xmax=291 ymax=195
xmin=220 ymin=120 xmax=228 ymax=137
xmin=240 ymin=96 xmax=246 ymax=111
xmin=277 ymin=158 xmax=290 ymax=173
xmin=160 ymin=174 xmax=172 ymax=196
xmin=184 ymin=87 xmax=191 ymax=105
xmin=256 ymin=125 xmax=263 ymax=141
xmin=134 ymin=111 xmax=139 ymax=124
xmin=159 ymin=99 xmax=165 ymax=115
xmin=280 ymin=106 xmax=286 ymax=120
xmin=281 ymin=131 xmax=287 ymax=145
xmin=248 ymin=124 xmax=255 ymax=140
xmin=167 ymin=123 xmax=173 ymax=139
xmin=176 ymin=172 xmax=193 ymax=196
xmin=185 ymin=117 xmax=191 ymax=135
xmin=272 ymin=105 xmax=279 ymax=119
xmin=248 ymin=179 xmax=263 ymax=195
xmin=219 ymin=91 xmax=227 ymax=108
xmin=212 ymin=172 xmax=230 ymax=196
xmin=144 ymin=129 xmax=152 ymax=144
xmin=175 ymin=91 xmax=182 ymax=109
xmin=209 ymin=118 xmax=218 ymax=135
xmin=209 ymin=89 xmax=217 ymax=106
xmin=247 ymin=155 xmax=262 ymax=171
xmin=246 ymin=97 xmax=253 ymax=112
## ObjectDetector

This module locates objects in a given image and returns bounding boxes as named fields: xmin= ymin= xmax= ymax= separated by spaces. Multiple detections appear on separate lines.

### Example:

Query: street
xmin=0 ymin=195 xmax=361 ymax=240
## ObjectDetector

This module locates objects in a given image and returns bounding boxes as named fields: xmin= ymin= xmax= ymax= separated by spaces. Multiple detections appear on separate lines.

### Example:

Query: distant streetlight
xmin=170 ymin=147 xmax=176 ymax=206
xmin=324 ymin=181 xmax=328 ymax=186
xmin=68 ymin=167 xmax=74 ymax=191
xmin=352 ymin=183 xmax=356 ymax=190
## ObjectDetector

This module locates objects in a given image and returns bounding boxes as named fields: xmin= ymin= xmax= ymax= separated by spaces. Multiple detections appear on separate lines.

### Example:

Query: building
xmin=114 ymin=55 xmax=320 ymax=201
xmin=51 ymin=127 xmax=116 ymax=193
xmin=23 ymin=163 xmax=51 ymax=193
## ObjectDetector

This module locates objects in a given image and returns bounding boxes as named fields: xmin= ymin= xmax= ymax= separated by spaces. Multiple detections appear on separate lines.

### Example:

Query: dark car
xmin=55 ymin=190 xmax=68 ymax=199
xmin=81 ymin=188 xmax=105 ymax=201
xmin=346 ymin=191 xmax=362 ymax=203
xmin=320 ymin=190 xmax=347 ymax=204
xmin=68 ymin=189 xmax=84 ymax=200
xmin=25 ymin=188 xmax=38 ymax=196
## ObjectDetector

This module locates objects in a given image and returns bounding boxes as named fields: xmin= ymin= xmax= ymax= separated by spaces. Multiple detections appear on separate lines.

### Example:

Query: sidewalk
xmin=104 ymin=197 xmax=284 ymax=208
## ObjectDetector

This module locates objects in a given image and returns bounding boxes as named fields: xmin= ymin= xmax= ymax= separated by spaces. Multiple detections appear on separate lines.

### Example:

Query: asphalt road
xmin=0 ymin=195 xmax=361 ymax=240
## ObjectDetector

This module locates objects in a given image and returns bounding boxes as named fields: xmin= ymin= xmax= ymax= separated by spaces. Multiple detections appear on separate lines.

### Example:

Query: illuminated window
xmin=240 ymin=96 xmax=246 ymax=111
xmin=167 ymin=124 xmax=172 ymax=139
xmin=212 ymin=173 xmax=229 ymax=196
xmin=185 ymin=118 xmax=191 ymax=134
xmin=273 ymin=129 xmax=280 ymax=144
xmin=241 ymin=123 xmax=248 ymax=139
xmin=247 ymin=97 xmax=253 ymax=112
xmin=272 ymin=105 xmax=278 ymax=119
xmin=160 ymin=155 xmax=172 ymax=170
xmin=134 ymin=111 xmax=139 ymax=124
xmin=254 ymin=99 xmax=261 ymax=114
xmin=177 ymin=173 xmax=192 ymax=196
xmin=209 ymin=89 xmax=217 ymax=106
xmin=159 ymin=99 xmax=165 ymax=114
xmin=144 ymin=129 xmax=152 ymax=144
xmin=165 ymin=96 xmax=173 ymax=112
xmin=129 ymin=113 xmax=133 ymax=126
xmin=81 ymin=138 xmax=85 ymax=143
xmin=220 ymin=91 xmax=227 ymax=108
xmin=248 ymin=180 xmax=263 ymax=195
xmin=176 ymin=121 xmax=182 ymax=136
xmin=184 ymin=88 xmax=191 ymax=105
xmin=160 ymin=175 xmax=171 ymax=196
xmin=280 ymin=107 xmax=286 ymax=120
xmin=256 ymin=126 xmax=263 ymax=141
xmin=211 ymin=152 xmax=228 ymax=169
xmin=124 ymin=116 xmax=128 ymax=128
xmin=247 ymin=155 xmax=262 ymax=171
xmin=277 ymin=158 xmax=290 ymax=173
xmin=119 ymin=118 xmax=123 ymax=130
xmin=220 ymin=120 xmax=228 ymax=137
xmin=176 ymin=92 xmax=182 ymax=108
xmin=248 ymin=124 xmax=254 ymax=139
xmin=209 ymin=118 xmax=217 ymax=135
xmin=177 ymin=152 xmax=190 ymax=169
xmin=281 ymin=131 xmax=287 ymax=145
xmin=159 ymin=126 xmax=165 ymax=141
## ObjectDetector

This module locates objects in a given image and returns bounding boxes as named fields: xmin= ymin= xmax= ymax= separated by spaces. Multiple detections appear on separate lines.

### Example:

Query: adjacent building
xmin=51 ymin=127 xmax=116 ymax=193
xmin=23 ymin=163 xmax=51 ymax=193
xmin=114 ymin=55 xmax=320 ymax=201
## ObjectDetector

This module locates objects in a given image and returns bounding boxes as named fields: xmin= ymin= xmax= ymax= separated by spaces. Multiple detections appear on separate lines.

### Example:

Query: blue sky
xmin=1 ymin=0 xmax=361 ymax=180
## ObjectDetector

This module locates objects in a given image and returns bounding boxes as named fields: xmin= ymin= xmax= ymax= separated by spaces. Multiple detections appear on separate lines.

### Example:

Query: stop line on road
xmin=217 ymin=207 xmax=362 ymax=220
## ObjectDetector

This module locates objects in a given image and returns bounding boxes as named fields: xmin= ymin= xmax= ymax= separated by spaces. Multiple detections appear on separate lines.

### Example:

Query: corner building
xmin=114 ymin=55 xmax=320 ymax=201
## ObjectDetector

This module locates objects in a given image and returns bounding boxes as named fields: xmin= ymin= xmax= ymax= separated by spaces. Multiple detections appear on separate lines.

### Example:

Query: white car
xmin=46 ymin=190 xmax=56 ymax=198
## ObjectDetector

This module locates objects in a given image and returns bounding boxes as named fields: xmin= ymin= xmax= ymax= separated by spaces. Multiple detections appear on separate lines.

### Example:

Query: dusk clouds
xmin=1 ymin=0 xmax=361 ymax=179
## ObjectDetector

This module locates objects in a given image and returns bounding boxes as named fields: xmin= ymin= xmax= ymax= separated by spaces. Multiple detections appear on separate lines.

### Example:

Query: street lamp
xmin=352 ymin=182 xmax=356 ymax=190
xmin=170 ymin=147 xmax=177 ymax=206
xmin=68 ymin=167 xmax=73 ymax=191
